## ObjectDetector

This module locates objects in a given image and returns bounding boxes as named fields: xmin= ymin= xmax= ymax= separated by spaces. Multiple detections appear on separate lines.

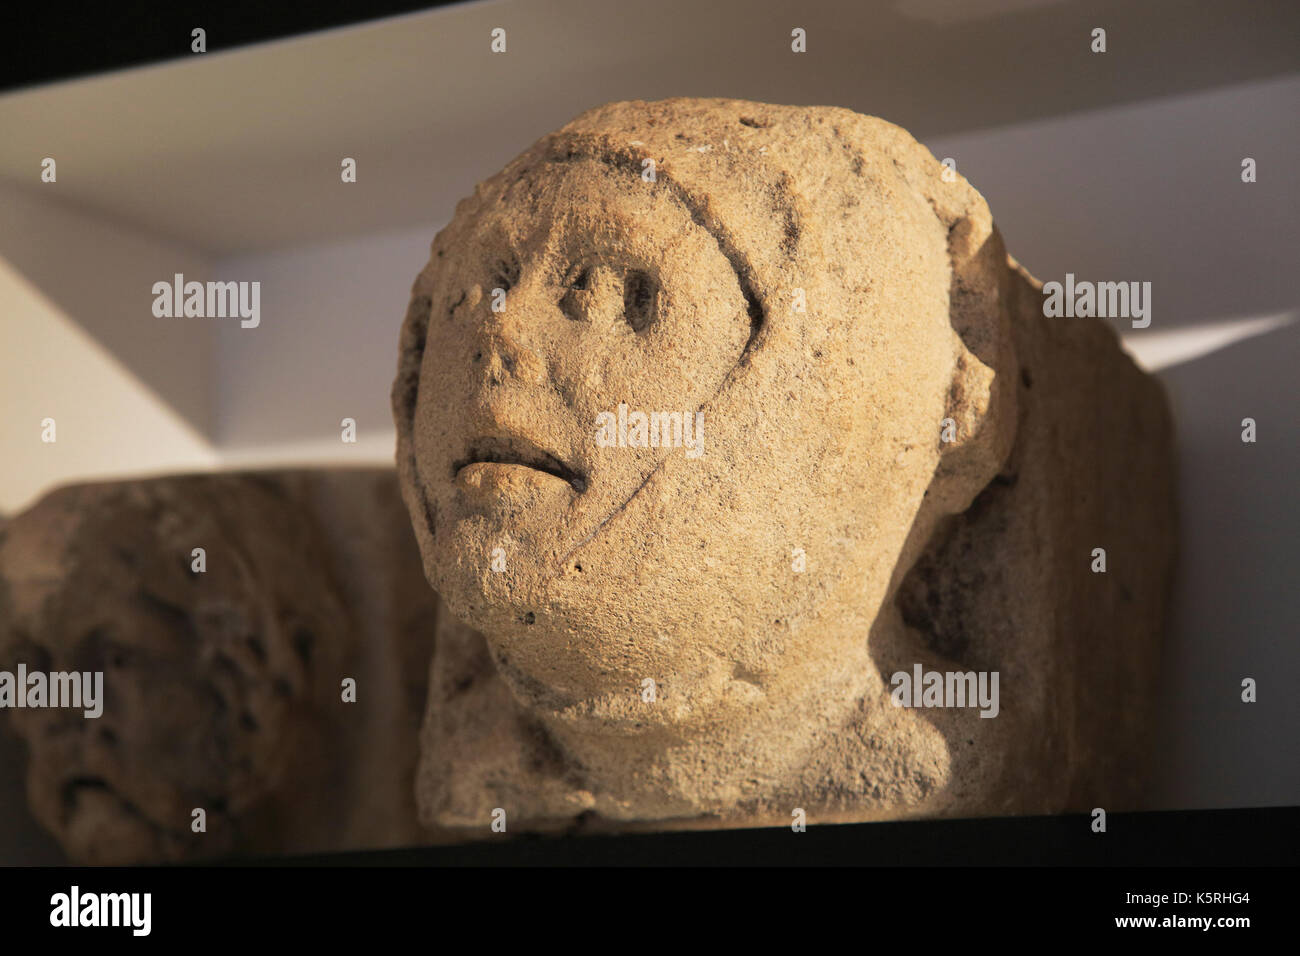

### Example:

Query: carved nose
xmin=481 ymin=293 xmax=548 ymax=386
xmin=483 ymin=339 xmax=545 ymax=386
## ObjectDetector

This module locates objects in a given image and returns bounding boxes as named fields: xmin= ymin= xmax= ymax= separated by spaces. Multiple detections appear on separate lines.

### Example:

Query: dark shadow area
xmin=0 ymin=730 xmax=63 ymax=865
xmin=0 ymin=0 xmax=467 ymax=93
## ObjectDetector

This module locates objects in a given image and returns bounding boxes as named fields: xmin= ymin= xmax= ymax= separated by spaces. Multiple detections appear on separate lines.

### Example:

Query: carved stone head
xmin=393 ymin=98 xmax=1173 ymax=828
xmin=0 ymin=477 xmax=349 ymax=863
xmin=396 ymin=97 xmax=1013 ymax=709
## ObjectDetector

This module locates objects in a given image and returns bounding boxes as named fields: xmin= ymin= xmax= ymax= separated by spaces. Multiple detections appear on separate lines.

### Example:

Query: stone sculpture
xmin=0 ymin=469 xmax=433 ymax=863
xmin=392 ymin=98 xmax=1175 ymax=832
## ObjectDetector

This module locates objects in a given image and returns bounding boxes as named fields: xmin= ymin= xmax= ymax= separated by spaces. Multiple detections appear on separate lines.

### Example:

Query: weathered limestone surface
xmin=0 ymin=469 xmax=435 ymax=863
xmin=393 ymin=98 xmax=1176 ymax=832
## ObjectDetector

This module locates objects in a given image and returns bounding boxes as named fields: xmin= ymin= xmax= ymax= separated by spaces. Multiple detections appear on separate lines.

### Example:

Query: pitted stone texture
xmin=392 ymin=98 xmax=1175 ymax=832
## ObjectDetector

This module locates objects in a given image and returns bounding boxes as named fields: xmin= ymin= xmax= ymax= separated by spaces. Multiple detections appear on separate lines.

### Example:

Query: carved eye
xmin=559 ymin=265 xmax=592 ymax=322
xmin=622 ymin=270 xmax=658 ymax=332
xmin=559 ymin=264 xmax=659 ymax=331
xmin=7 ymin=636 xmax=51 ymax=674
xmin=489 ymin=256 xmax=520 ymax=293
xmin=81 ymin=629 xmax=133 ymax=671
xmin=447 ymin=290 xmax=466 ymax=319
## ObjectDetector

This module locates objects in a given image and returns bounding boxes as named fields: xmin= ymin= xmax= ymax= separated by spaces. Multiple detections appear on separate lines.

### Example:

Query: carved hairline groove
xmin=395 ymin=135 xmax=803 ymax=554
xmin=394 ymin=124 xmax=1011 ymax=566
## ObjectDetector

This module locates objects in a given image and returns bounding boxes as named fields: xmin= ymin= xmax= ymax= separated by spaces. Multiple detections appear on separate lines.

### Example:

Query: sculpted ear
xmin=880 ymin=128 xmax=1019 ymax=514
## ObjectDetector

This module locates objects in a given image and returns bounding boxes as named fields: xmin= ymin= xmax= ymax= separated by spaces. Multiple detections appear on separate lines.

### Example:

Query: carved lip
xmin=62 ymin=774 xmax=114 ymax=812
xmin=454 ymin=436 xmax=587 ymax=493
xmin=60 ymin=773 xmax=177 ymax=838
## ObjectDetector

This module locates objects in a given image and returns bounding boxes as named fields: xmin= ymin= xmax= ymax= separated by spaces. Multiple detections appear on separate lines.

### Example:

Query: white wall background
xmin=0 ymin=184 xmax=218 ymax=512
xmin=212 ymin=226 xmax=435 ymax=467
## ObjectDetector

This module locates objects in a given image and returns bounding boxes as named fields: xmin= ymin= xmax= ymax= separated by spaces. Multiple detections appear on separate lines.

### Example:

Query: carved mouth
xmin=454 ymin=437 xmax=587 ymax=493
xmin=61 ymin=775 xmax=113 ymax=810
xmin=60 ymin=774 xmax=174 ymax=838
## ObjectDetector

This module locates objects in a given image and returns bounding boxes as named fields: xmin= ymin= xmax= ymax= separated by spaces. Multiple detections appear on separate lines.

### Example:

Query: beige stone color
xmin=393 ymin=99 xmax=1175 ymax=832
